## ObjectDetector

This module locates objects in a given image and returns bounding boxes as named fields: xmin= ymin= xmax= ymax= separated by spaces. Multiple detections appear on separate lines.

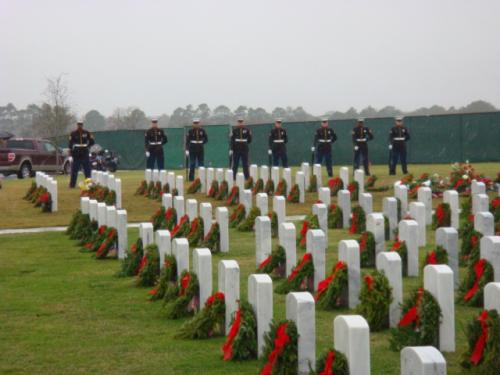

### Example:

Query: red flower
xmin=426 ymin=251 xmax=438 ymax=265
xmin=391 ymin=241 xmax=402 ymax=251
xmin=179 ymin=272 xmax=191 ymax=295
xmin=492 ymin=198 xmax=500 ymax=210
xmin=364 ymin=274 xmax=374 ymax=291
xmin=359 ymin=232 xmax=368 ymax=252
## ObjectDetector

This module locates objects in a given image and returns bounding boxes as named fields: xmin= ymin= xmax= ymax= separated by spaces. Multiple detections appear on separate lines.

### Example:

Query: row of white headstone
xmin=35 ymin=172 xmax=58 ymax=211
xmin=144 ymin=169 xmax=184 ymax=197
xmin=80 ymin=196 xmax=128 ymax=259
xmin=90 ymin=170 xmax=123 ymax=209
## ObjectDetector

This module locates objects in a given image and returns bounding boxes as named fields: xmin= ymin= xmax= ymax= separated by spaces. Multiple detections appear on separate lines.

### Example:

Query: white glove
xmin=145 ymin=151 xmax=150 ymax=157
xmin=354 ymin=146 xmax=359 ymax=151
xmin=268 ymin=149 xmax=272 ymax=155
xmin=229 ymin=150 xmax=233 ymax=156
xmin=388 ymin=145 xmax=393 ymax=150
xmin=311 ymin=147 xmax=315 ymax=152
xmin=185 ymin=150 xmax=189 ymax=156
xmin=68 ymin=156 xmax=73 ymax=163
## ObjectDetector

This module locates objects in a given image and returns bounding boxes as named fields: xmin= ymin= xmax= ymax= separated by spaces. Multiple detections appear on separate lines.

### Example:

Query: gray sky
xmin=1 ymin=0 xmax=499 ymax=117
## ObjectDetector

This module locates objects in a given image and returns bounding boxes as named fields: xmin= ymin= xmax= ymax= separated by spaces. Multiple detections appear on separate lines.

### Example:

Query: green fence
xmin=88 ymin=112 xmax=500 ymax=169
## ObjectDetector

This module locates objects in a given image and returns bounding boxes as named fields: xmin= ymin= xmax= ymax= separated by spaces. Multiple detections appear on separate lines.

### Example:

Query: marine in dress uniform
xmin=312 ymin=119 xmax=337 ymax=177
xmin=68 ymin=120 xmax=94 ymax=188
xmin=144 ymin=119 xmax=167 ymax=170
xmin=389 ymin=116 xmax=410 ymax=175
xmin=230 ymin=118 xmax=252 ymax=179
xmin=268 ymin=119 xmax=288 ymax=167
xmin=352 ymin=118 xmax=374 ymax=176
xmin=185 ymin=118 xmax=208 ymax=181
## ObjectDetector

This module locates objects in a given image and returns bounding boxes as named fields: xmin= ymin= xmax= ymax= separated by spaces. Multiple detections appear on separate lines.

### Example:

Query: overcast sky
xmin=1 ymin=0 xmax=499 ymax=117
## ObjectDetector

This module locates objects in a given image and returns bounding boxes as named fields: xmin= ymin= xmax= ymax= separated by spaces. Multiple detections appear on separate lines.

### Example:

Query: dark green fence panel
xmin=93 ymin=129 xmax=146 ymax=170
xmin=164 ymin=127 xmax=184 ymax=169
xmin=197 ymin=124 xmax=231 ymax=168
xmin=462 ymin=112 xmax=500 ymax=162
xmin=247 ymin=123 xmax=274 ymax=166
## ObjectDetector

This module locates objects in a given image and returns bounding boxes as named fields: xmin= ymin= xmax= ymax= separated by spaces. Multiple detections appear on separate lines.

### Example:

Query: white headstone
xmin=152 ymin=169 xmax=159 ymax=183
xmin=376 ymin=252 xmax=402 ymax=327
xmin=480 ymin=236 xmax=500 ymax=281
xmin=255 ymin=216 xmax=272 ymax=267
xmin=159 ymin=170 xmax=167 ymax=186
xmin=116 ymin=209 xmax=128 ymax=260
xmin=306 ymin=229 xmax=326 ymax=291
xmin=271 ymin=166 xmax=280 ymax=187
xmin=301 ymin=162 xmax=311 ymax=190
xmin=279 ymin=222 xmax=297 ymax=277
xmin=360 ymin=192 xmax=373 ymax=215
xmin=424 ymin=264 xmax=455 ymax=352
xmin=366 ymin=213 xmax=386 ymax=254
xmin=401 ymin=346 xmax=446 ymax=375
xmin=173 ymin=196 xmax=185 ymax=223
xmin=296 ymin=171 xmax=305 ymax=203
xmin=318 ymin=187 xmax=331 ymax=206
xmin=399 ymin=220 xmax=419 ymax=277
xmin=97 ymin=203 xmax=107 ymax=227
xmin=156 ymin=230 xmax=172 ymax=267
xmin=186 ymin=199 xmax=198 ymax=221
xmin=313 ymin=163 xmax=322 ymax=189
xmin=225 ymin=169 xmax=234 ymax=190
xmin=162 ymin=193 xmax=173 ymax=209
xmin=283 ymin=168 xmax=292 ymax=195
xmin=436 ymin=227 xmax=459 ymax=288
xmin=248 ymin=274 xmax=273 ymax=357
xmin=114 ymin=178 xmax=122 ymax=209
xmin=241 ymin=189 xmax=253 ymax=216
xmin=218 ymin=260 xmax=240 ymax=334
xmin=256 ymin=193 xmax=268 ymax=215
xmin=354 ymin=169 xmax=365 ymax=194
xmin=418 ymin=187 xmax=433 ymax=224
xmin=338 ymin=240 xmax=361 ymax=308
xmin=216 ymin=207 xmax=229 ymax=253
xmin=338 ymin=190 xmax=352 ymax=229
xmin=484 ymin=282 xmax=500 ymax=312
xmin=198 ymin=167 xmax=206 ymax=193
xmin=334 ymin=315 xmax=370 ymax=375
xmin=167 ymin=172 xmax=175 ymax=191
xmin=193 ymin=248 xmax=212 ymax=308
xmin=395 ymin=184 xmax=408 ymax=217
xmin=312 ymin=203 xmax=328 ymax=242
xmin=286 ymin=292 xmax=316 ymax=374
xmin=471 ymin=180 xmax=486 ymax=195
xmin=175 ymin=175 xmax=184 ymax=197
xmin=383 ymin=197 xmax=398 ymax=240
xmin=273 ymin=195 xmax=286 ymax=226
xmin=473 ymin=193 xmax=489 ymax=215
xmin=106 ymin=206 xmax=117 ymax=228
xmin=89 ymin=199 xmax=98 ymax=221
xmin=81 ymin=197 xmax=90 ymax=214
xmin=236 ymin=172 xmax=245 ymax=192
xmin=339 ymin=166 xmax=349 ymax=189
xmin=410 ymin=202 xmax=427 ymax=246
xmin=250 ymin=164 xmax=259 ymax=182
xmin=199 ymin=203 xmax=213 ymax=237
xmin=145 ymin=169 xmax=152 ymax=183
xmin=172 ymin=238 xmax=189 ymax=279
xmin=260 ymin=165 xmax=269 ymax=182
xmin=140 ymin=222 xmax=154 ymax=248
xmin=49 ymin=180 xmax=58 ymax=212
xmin=474 ymin=212 xmax=494 ymax=236
xmin=216 ymin=168 xmax=224 ymax=183
xmin=206 ymin=168 xmax=214 ymax=196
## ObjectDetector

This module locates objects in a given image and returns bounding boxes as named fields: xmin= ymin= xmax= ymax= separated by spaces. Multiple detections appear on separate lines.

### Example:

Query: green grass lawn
xmin=1 ymin=162 xmax=499 ymax=374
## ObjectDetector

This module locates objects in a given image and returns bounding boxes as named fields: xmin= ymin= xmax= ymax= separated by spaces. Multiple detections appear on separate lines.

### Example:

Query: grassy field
xmin=0 ymin=162 xmax=499 ymax=374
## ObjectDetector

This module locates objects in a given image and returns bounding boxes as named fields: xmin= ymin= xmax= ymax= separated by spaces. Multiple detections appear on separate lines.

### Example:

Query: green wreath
xmin=222 ymin=301 xmax=258 ymax=361
xmin=286 ymin=183 xmax=300 ymax=203
xmin=136 ymin=244 xmax=160 ymax=287
xmin=275 ymin=253 xmax=314 ymax=294
xmin=432 ymin=202 xmax=451 ymax=229
xmin=260 ymin=320 xmax=298 ymax=374
xmin=208 ymin=180 xmax=219 ymax=198
xmin=252 ymin=178 xmax=264 ymax=194
xmin=390 ymin=240 xmax=408 ymax=277
xmin=297 ymin=214 xmax=320 ymax=249
xmin=308 ymin=174 xmax=317 ymax=192
xmin=229 ymin=204 xmax=246 ymax=228
xmin=460 ymin=223 xmax=482 ymax=266
xmin=424 ymin=245 xmax=448 ymax=267
xmin=257 ymin=245 xmax=286 ymax=278
xmin=314 ymin=348 xmax=349 ymax=375
xmin=149 ymin=255 xmax=177 ymax=301
xmin=95 ymin=227 xmax=118 ymax=259
xmin=164 ymin=271 xmax=200 ymax=319
xmin=356 ymin=270 xmax=393 ymax=331
xmin=458 ymin=258 xmax=494 ymax=307
xmin=187 ymin=217 xmax=204 ymax=246
xmin=201 ymin=222 xmax=220 ymax=253
xmin=244 ymin=176 xmax=254 ymax=189
xmin=269 ymin=211 xmax=278 ymax=238
xmin=348 ymin=181 xmax=359 ymax=201
xmin=264 ymin=179 xmax=275 ymax=195
xmin=117 ymin=238 xmax=144 ymax=277
xmin=187 ymin=178 xmax=202 ymax=194
xmin=215 ymin=180 xmax=229 ymax=200
xmin=275 ymin=178 xmax=287 ymax=196
xmin=349 ymin=205 xmax=366 ymax=234
xmin=237 ymin=207 xmax=261 ymax=232
xmin=315 ymin=261 xmax=348 ymax=310
xmin=327 ymin=204 xmax=343 ymax=229
xmin=359 ymin=231 xmax=376 ymax=267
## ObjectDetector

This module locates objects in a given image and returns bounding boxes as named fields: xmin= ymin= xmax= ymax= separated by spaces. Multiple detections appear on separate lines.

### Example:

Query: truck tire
xmin=18 ymin=161 xmax=32 ymax=179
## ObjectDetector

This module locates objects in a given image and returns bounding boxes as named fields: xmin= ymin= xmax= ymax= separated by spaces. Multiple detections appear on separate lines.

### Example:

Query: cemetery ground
xmin=1 ymin=162 xmax=499 ymax=374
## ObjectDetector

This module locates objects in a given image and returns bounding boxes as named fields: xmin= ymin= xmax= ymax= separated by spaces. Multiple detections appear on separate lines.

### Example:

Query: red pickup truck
xmin=0 ymin=138 xmax=71 ymax=178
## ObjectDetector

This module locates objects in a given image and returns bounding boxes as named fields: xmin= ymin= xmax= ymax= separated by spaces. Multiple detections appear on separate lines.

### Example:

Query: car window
xmin=43 ymin=142 xmax=57 ymax=153
xmin=6 ymin=140 xmax=36 ymax=150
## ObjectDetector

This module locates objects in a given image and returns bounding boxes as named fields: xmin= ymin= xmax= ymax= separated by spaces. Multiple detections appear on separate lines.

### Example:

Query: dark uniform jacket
xmin=389 ymin=126 xmax=410 ymax=149
xmin=230 ymin=126 xmax=252 ymax=153
xmin=314 ymin=126 xmax=337 ymax=152
xmin=185 ymin=127 xmax=208 ymax=153
xmin=351 ymin=126 xmax=374 ymax=146
xmin=145 ymin=128 xmax=167 ymax=153
xmin=68 ymin=129 xmax=94 ymax=158
xmin=269 ymin=127 xmax=288 ymax=153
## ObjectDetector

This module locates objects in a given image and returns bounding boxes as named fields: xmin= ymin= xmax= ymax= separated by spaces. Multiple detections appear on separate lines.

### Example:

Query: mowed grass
xmin=0 ymin=162 xmax=499 ymax=374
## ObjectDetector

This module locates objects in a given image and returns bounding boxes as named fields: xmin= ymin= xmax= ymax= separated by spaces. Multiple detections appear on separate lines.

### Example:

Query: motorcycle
xmin=90 ymin=145 xmax=119 ymax=172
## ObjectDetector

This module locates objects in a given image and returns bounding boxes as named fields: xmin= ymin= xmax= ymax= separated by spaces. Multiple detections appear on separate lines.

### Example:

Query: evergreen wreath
xmin=149 ymin=181 xmax=162 ymax=200
xmin=384 ymin=215 xmax=391 ymax=240
xmin=148 ymin=255 xmax=177 ymax=301
xmin=253 ymin=178 xmax=264 ymax=194
xmin=461 ymin=309 xmax=500 ymax=374
xmin=135 ymin=180 xmax=147 ymax=195
xmin=314 ymin=348 xmax=349 ymax=375
xmin=23 ymin=182 xmax=37 ymax=200
xmin=187 ymin=178 xmax=201 ymax=194
xmin=161 ymin=182 xmax=170 ymax=195
xmin=257 ymin=245 xmax=286 ymax=278
xmin=66 ymin=210 xmax=93 ymax=241
xmin=164 ymin=271 xmax=200 ymax=319
xmin=389 ymin=288 xmax=442 ymax=351
xmin=356 ymin=271 xmax=393 ymax=331
xmin=201 ymin=222 xmax=220 ymax=253
xmin=315 ymin=261 xmax=348 ymax=310
xmin=221 ymin=301 xmax=258 ymax=361
xmin=359 ymin=231 xmax=376 ymax=267
xmin=460 ymin=223 xmax=482 ymax=266
xmin=366 ymin=174 xmax=390 ymax=192
xmin=171 ymin=188 xmax=179 ymax=197
xmin=229 ymin=204 xmax=246 ymax=228
xmin=151 ymin=206 xmax=166 ymax=231
xmin=308 ymin=174 xmax=317 ymax=192
xmin=176 ymin=292 xmax=226 ymax=339
xmin=491 ymin=197 xmax=500 ymax=223
xmin=327 ymin=204 xmax=343 ymax=229
xmin=77 ymin=218 xmax=98 ymax=245
xmin=348 ymin=181 xmax=359 ymax=201
xmin=264 ymin=179 xmax=275 ymax=195
xmin=226 ymin=186 xmax=240 ymax=206
xmin=260 ymin=320 xmax=298 ymax=375
xmin=35 ymin=189 xmax=52 ymax=212
xmin=286 ymin=183 xmax=300 ymax=203
xmin=460 ymin=196 xmax=472 ymax=225
xmin=390 ymin=239 xmax=408 ymax=276
xmin=136 ymin=244 xmax=160 ymax=287
xmin=269 ymin=211 xmax=278 ymax=237
xmin=274 ymin=178 xmax=287 ymax=197
xmin=208 ymin=180 xmax=219 ymax=198
xmin=237 ymin=207 xmax=261 ymax=232
xmin=215 ymin=180 xmax=229 ymax=200
xmin=171 ymin=215 xmax=190 ymax=239
xmin=105 ymin=190 xmax=116 ymax=206
xmin=146 ymin=181 xmax=155 ymax=198
xmin=349 ymin=205 xmax=366 ymax=234
xmin=275 ymin=253 xmax=314 ymax=294
xmin=328 ymin=177 xmax=343 ymax=196
xmin=458 ymin=258 xmax=494 ymax=307
xmin=395 ymin=197 xmax=402 ymax=222
xmin=187 ymin=217 xmax=204 ymax=246
xmin=424 ymin=245 xmax=448 ymax=266
xmin=95 ymin=227 xmax=118 ymax=259
xmin=81 ymin=225 xmax=109 ymax=253
xmin=297 ymin=214 xmax=320 ymax=249
xmin=432 ymin=202 xmax=451 ymax=229
xmin=245 ymin=176 xmax=254 ymax=189
xmin=117 ymin=238 xmax=144 ymax=277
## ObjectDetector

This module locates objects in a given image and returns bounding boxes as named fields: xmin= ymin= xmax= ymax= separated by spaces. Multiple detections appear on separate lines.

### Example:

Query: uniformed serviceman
xmin=185 ymin=118 xmax=208 ymax=181
xmin=389 ymin=116 xmax=410 ymax=175
xmin=144 ymin=119 xmax=167 ymax=170
xmin=268 ymin=118 xmax=288 ymax=167
xmin=352 ymin=118 xmax=374 ymax=176
xmin=68 ymin=120 xmax=94 ymax=188
xmin=230 ymin=118 xmax=252 ymax=180
xmin=312 ymin=119 xmax=337 ymax=177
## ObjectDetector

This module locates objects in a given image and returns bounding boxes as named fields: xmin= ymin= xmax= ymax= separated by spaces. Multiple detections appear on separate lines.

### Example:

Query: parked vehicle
xmin=0 ymin=137 xmax=71 ymax=178
xmin=89 ymin=144 xmax=119 ymax=172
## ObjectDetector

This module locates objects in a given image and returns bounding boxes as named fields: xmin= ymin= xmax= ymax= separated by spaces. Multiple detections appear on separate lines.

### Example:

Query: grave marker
xmin=480 ymin=236 xmax=500 ymax=281
xmin=410 ymin=201 xmax=427 ymax=246
xmin=338 ymin=240 xmax=361 ymax=308
xmin=173 ymin=238 xmax=189 ymax=278
xmin=173 ymin=196 xmax=185 ymax=223
xmin=474 ymin=211 xmax=494 ymax=236
xmin=306 ymin=229 xmax=326 ymax=291
xmin=193 ymin=248 xmax=212 ymax=307
xmin=383 ymin=197 xmax=398 ymax=240
xmin=116 ymin=209 xmax=128 ymax=259
xmin=401 ymin=346 xmax=446 ymax=375
xmin=256 ymin=193 xmax=268 ymax=215
xmin=279 ymin=222 xmax=297 ymax=277
xmin=366 ymin=213 xmax=386 ymax=254
xmin=418 ymin=186 xmax=433 ymax=224
xmin=399 ymin=220 xmax=420 ymax=277
xmin=354 ymin=169 xmax=365 ymax=194
xmin=338 ymin=190 xmax=352 ymax=229
xmin=216 ymin=207 xmax=229 ymax=253
xmin=436 ymin=227 xmax=459 ymax=288
xmin=218 ymin=260 xmax=240 ymax=334
xmin=255 ymin=216 xmax=272 ymax=267
xmin=443 ymin=190 xmax=459 ymax=229
xmin=199 ymin=203 xmax=212 ymax=237
xmin=273 ymin=195 xmax=286 ymax=226
xmin=248 ymin=274 xmax=273 ymax=357
xmin=334 ymin=315 xmax=370 ymax=375
xmin=376 ymin=252 xmax=402 ymax=327
xmin=156 ymin=230 xmax=172 ymax=267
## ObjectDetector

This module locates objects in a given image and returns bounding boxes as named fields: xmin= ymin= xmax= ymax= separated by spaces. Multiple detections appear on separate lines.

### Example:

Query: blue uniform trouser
xmin=70 ymin=155 xmax=91 ymax=187
xmin=390 ymin=146 xmax=408 ymax=174
xmin=354 ymin=145 xmax=370 ymax=175
xmin=232 ymin=151 xmax=249 ymax=180
xmin=316 ymin=151 xmax=333 ymax=177
xmin=147 ymin=152 xmax=164 ymax=170
xmin=272 ymin=152 xmax=288 ymax=168
xmin=189 ymin=151 xmax=204 ymax=181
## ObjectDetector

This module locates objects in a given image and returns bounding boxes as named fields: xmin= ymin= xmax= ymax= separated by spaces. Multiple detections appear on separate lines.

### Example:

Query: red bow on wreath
xmin=426 ymin=251 xmax=438 ymax=265
xmin=349 ymin=213 xmax=357 ymax=234
xmin=364 ymin=274 xmax=374 ymax=292
xmin=205 ymin=292 xmax=225 ymax=307
xmin=179 ymin=272 xmax=191 ymax=295
xmin=319 ymin=350 xmax=336 ymax=375
xmin=258 ymin=255 xmax=273 ymax=271
xmin=222 ymin=307 xmax=241 ymax=360
xmin=470 ymin=310 xmax=489 ymax=366
xmin=288 ymin=253 xmax=312 ymax=282
xmin=261 ymin=323 xmax=290 ymax=375
xmin=299 ymin=220 xmax=310 ymax=246
xmin=463 ymin=259 xmax=486 ymax=302
xmin=315 ymin=261 xmax=346 ymax=301
xmin=398 ymin=288 xmax=424 ymax=327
